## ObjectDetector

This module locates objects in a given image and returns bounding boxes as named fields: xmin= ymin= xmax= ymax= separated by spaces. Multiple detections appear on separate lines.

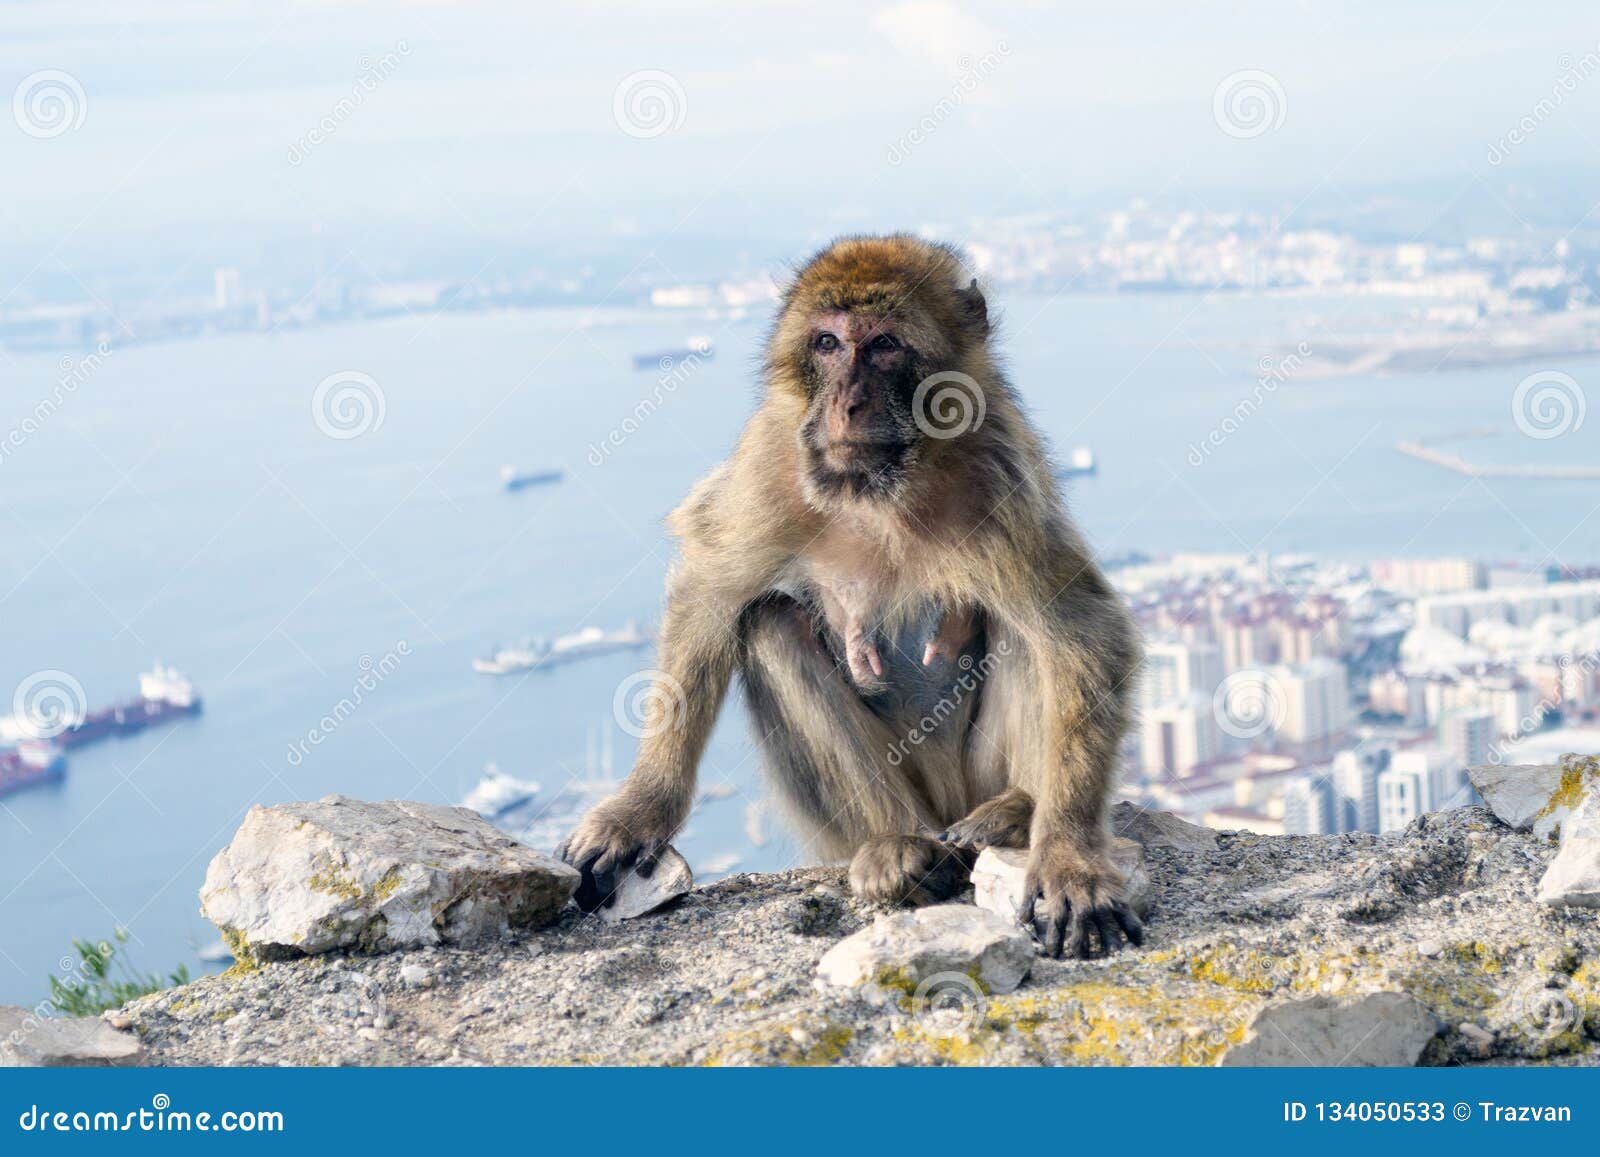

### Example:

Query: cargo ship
xmin=58 ymin=664 xmax=202 ymax=749
xmin=0 ymin=665 xmax=202 ymax=797
xmin=473 ymin=622 xmax=652 ymax=675
xmin=0 ymin=739 xmax=66 ymax=798
xmin=632 ymin=335 xmax=714 ymax=371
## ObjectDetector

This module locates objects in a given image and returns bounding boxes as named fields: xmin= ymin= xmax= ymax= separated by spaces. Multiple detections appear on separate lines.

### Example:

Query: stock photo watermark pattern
xmin=11 ymin=69 xmax=86 ymax=139
xmin=612 ymin=70 xmax=687 ymax=139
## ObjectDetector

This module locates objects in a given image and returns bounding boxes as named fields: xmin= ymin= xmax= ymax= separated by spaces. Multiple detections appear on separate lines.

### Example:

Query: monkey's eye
xmin=869 ymin=333 xmax=900 ymax=352
xmin=814 ymin=332 xmax=840 ymax=352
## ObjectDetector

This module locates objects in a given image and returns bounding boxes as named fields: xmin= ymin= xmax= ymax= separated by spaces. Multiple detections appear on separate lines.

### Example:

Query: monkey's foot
xmin=556 ymin=808 xmax=664 ymax=914
xmin=1019 ymin=834 xmax=1145 ymax=959
xmin=941 ymin=787 xmax=1033 ymax=850
xmin=848 ymin=834 xmax=971 ymax=907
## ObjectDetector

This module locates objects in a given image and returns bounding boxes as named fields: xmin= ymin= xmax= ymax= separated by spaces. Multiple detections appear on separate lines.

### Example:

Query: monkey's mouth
xmin=821 ymin=438 xmax=911 ymax=471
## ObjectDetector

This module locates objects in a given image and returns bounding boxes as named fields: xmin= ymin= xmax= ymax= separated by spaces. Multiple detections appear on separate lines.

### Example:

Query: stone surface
xmin=0 ymin=1006 xmax=144 ymax=1067
xmin=115 ymin=805 xmax=1600 ymax=1067
xmin=200 ymin=795 xmax=579 ymax=959
xmin=1469 ymin=754 xmax=1597 ymax=840
xmin=1110 ymin=801 xmax=1219 ymax=852
xmin=971 ymin=838 xmax=1152 ymax=922
xmin=816 ymin=904 xmax=1034 ymax=995
xmin=1539 ymin=794 xmax=1600 ymax=909
xmin=595 ymin=846 xmax=694 ymax=923
xmin=1220 ymin=993 xmax=1440 ymax=1067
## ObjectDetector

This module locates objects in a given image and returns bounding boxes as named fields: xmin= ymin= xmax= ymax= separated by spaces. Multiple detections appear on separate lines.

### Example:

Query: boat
xmin=0 ymin=739 xmax=65 ymax=799
xmin=500 ymin=465 xmax=564 ymax=492
xmin=632 ymin=335 xmax=714 ymax=371
xmin=460 ymin=764 xmax=541 ymax=820
xmin=473 ymin=622 xmax=653 ymax=675
xmin=59 ymin=663 xmax=202 ymax=750
xmin=1057 ymin=446 xmax=1097 ymax=478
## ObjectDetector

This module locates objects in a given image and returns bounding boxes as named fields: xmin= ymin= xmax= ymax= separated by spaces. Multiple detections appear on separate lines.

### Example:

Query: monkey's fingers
xmin=1111 ymin=900 xmax=1145 ymax=947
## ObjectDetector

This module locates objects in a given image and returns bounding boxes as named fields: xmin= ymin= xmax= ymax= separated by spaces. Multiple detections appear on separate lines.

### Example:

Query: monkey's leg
xmin=941 ymin=786 xmax=1033 ymax=851
xmin=740 ymin=597 xmax=967 ymax=905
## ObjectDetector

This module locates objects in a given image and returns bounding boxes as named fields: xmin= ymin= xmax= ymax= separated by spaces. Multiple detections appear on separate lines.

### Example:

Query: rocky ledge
xmin=13 ymin=758 xmax=1600 ymax=1068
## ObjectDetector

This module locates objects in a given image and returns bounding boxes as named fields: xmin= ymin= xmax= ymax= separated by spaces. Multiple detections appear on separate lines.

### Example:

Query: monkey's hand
xmin=1019 ymin=832 xmax=1144 ymax=959
xmin=556 ymin=801 xmax=668 ymax=914
xmin=940 ymin=787 xmax=1033 ymax=851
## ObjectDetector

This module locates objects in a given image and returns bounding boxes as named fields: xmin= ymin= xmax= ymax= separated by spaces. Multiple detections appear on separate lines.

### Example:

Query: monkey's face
xmin=797 ymin=309 xmax=924 ymax=500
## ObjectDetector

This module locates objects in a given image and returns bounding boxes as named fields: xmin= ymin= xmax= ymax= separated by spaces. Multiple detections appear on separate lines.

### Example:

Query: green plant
xmin=47 ymin=929 xmax=190 ymax=1017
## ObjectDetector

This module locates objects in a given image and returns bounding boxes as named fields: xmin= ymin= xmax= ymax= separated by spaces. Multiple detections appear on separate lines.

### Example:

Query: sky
xmin=2 ymin=0 xmax=1600 ymax=262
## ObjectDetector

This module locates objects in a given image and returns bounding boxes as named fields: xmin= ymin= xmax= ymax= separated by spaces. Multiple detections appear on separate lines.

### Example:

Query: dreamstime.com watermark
xmin=886 ymin=640 xmax=1010 ymax=766
xmin=288 ymin=41 xmax=411 ymax=165
xmin=1187 ymin=341 xmax=1313 ymax=467
xmin=588 ymin=345 xmax=710 ymax=465
xmin=12 ymin=69 xmax=86 ymax=139
xmin=285 ymin=642 xmax=411 ymax=766
xmin=613 ymin=668 xmax=688 ymax=740
xmin=1487 ymin=42 xmax=1600 ymax=165
xmin=1212 ymin=69 xmax=1286 ymax=139
xmin=1511 ymin=369 xmax=1585 ymax=440
xmin=17 ymin=1095 xmax=283 ymax=1134
xmin=312 ymin=370 xmax=386 ymax=439
xmin=612 ymin=69 xmax=686 ymax=139
xmin=0 ymin=342 xmax=114 ymax=466
xmin=886 ymin=42 xmax=1011 ymax=166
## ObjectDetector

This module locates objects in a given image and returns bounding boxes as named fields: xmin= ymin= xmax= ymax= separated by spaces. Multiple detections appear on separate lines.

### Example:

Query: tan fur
xmin=560 ymin=234 xmax=1144 ymax=957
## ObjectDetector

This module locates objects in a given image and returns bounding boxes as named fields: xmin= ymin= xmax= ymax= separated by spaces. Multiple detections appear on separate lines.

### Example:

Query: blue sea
xmin=3 ymin=291 xmax=1600 ymax=1005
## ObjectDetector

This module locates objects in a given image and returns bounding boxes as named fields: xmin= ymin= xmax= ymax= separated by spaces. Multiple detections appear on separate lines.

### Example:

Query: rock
xmin=817 ymin=903 xmax=1033 ymax=995
xmin=200 ymin=795 xmax=579 ymax=959
xmin=1469 ymin=754 xmax=1597 ymax=839
xmin=0 ymin=1007 xmax=144 ymax=1067
xmin=971 ymin=837 xmax=1152 ymax=922
xmin=399 ymin=964 xmax=432 ymax=989
xmin=595 ymin=846 xmax=694 ymax=923
xmin=1459 ymin=1022 xmax=1496 ymax=1059
xmin=1220 ymin=993 xmax=1440 ymax=1066
xmin=1537 ymin=792 xmax=1600 ymax=908
xmin=1110 ymin=801 xmax=1219 ymax=852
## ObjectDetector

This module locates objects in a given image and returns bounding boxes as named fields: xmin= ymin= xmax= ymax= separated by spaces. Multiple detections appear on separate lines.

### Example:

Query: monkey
xmin=557 ymin=234 xmax=1144 ymax=958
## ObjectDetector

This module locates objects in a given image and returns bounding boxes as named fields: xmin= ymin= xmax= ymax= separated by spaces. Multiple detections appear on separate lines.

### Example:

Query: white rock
xmin=399 ymin=964 xmax=431 ymax=989
xmin=1468 ymin=755 xmax=1597 ymax=839
xmin=200 ymin=795 xmax=579 ymax=959
xmin=595 ymin=845 xmax=694 ymax=923
xmin=1110 ymin=801 xmax=1219 ymax=852
xmin=0 ymin=1006 xmax=144 ymax=1067
xmin=1220 ymin=992 xmax=1439 ymax=1066
xmin=971 ymin=837 xmax=1152 ymax=922
xmin=817 ymin=903 xmax=1033 ymax=994
xmin=1537 ymin=792 xmax=1600 ymax=908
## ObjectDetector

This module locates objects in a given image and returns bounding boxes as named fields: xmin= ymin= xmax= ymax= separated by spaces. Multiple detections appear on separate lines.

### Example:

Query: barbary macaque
xmin=559 ymin=235 xmax=1143 ymax=957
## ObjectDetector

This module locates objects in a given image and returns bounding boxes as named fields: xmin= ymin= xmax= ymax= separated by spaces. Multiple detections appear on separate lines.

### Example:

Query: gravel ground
xmin=117 ymin=806 xmax=1600 ymax=1066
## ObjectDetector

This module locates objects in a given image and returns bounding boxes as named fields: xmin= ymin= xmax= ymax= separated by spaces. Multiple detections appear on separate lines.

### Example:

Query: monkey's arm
xmin=985 ymin=539 xmax=1145 ymax=958
xmin=558 ymin=448 xmax=799 ymax=911
xmin=556 ymin=561 xmax=746 ymax=910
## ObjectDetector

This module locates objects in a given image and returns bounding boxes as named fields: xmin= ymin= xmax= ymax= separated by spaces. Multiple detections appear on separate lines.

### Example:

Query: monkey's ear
xmin=956 ymin=278 xmax=989 ymax=340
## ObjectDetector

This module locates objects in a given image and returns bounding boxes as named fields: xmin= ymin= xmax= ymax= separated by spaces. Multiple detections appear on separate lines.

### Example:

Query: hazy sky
xmin=3 ymin=0 xmax=1600 ymax=252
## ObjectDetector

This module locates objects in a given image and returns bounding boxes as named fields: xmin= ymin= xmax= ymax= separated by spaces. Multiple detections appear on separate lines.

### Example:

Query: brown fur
xmin=558 ymin=234 xmax=1144 ymax=957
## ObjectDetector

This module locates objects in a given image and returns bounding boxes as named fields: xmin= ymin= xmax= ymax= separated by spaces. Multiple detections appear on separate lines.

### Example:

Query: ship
xmin=58 ymin=663 xmax=202 ymax=749
xmin=500 ymin=465 xmax=564 ymax=492
xmin=1056 ymin=446 xmax=1097 ymax=479
xmin=632 ymin=335 xmax=714 ymax=371
xmin=459 ymin=763 xmax=541 ymax=820
xmin=0 ymin=739 xmax=66 ymax=799
xmin=0 ymin=664 xmax=200 ymax=798
xmin=473 ymin=622 xmax=653 ymax=675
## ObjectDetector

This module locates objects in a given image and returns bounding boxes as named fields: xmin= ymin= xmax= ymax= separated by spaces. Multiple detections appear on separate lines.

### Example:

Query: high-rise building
xmin=1331 ymin=746 xmax=1385 ymax=833
xmin=1140 ymin=696 xmax=1222 ymax=779
xmin=1283 ymin=774 xmax=1338 ymax=835
xmin=1142 ymin=641 xmax=1224 ymax=708
xmin=1441 ymin=709 xmax=1495 ymax=768
xmin=1379 ymin=746 xmax=1468 ymax=831
xmin=213 ymin=267 xmax=242 ymax=311
xmin=1272 ymin=659 xmax=1351 ymax=745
